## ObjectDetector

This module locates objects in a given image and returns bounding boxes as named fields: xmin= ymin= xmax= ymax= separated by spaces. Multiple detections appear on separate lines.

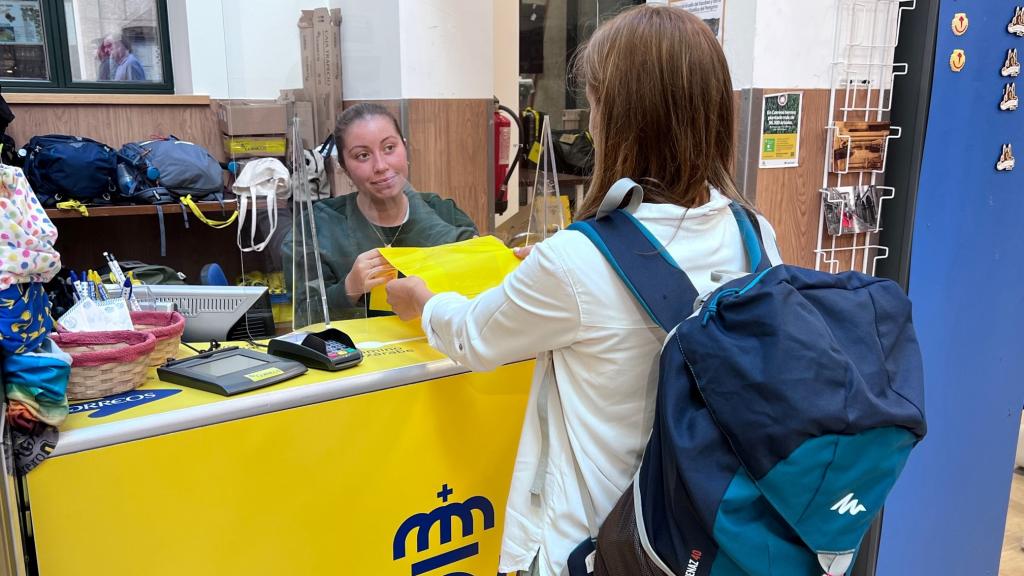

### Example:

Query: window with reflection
xmin=1 ymin=0 xmax=171 ymax=92
xmin=65 ymin=0 xmax=163 ymax=83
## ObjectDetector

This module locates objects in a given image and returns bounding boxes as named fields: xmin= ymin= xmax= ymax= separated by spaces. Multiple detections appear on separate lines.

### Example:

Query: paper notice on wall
xmin=759 ymin=92 xmax=803 ymax=169
xmin=669 ymin=0 xmax=725 ymax=42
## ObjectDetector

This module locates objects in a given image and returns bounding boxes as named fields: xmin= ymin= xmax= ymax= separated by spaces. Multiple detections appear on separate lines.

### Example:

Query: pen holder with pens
xmin=50 ymin=331 xmax=156 ymax=400
xmin=130 ymin=310 xmax=186 ymax=367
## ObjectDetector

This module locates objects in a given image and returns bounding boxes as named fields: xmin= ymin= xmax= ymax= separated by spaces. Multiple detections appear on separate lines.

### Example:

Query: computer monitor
xmin=109 ymin=285 xmax=273 ymax=343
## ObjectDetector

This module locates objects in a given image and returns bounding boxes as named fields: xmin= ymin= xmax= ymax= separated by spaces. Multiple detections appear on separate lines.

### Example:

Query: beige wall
xmin=494 ymin=0 xmax=521 ymax=226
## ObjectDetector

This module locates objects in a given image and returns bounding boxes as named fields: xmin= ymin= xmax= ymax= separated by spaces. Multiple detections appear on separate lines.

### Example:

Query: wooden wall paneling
xmin=754 ymin=89 xmax=830 ymax=269
xmin=6 ymin=103 xmax=225 ymax=162
xmin=405 ymin=99 xmax=493 ymax=234
xmin=4 ymin=94 xmax=211 ymax=105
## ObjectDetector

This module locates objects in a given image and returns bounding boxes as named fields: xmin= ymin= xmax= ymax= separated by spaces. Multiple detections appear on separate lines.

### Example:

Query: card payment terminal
xmin=157 ymin=346 xmax=308 ymax=396
xmin=266 ymin=328 xmax=364 ymax=372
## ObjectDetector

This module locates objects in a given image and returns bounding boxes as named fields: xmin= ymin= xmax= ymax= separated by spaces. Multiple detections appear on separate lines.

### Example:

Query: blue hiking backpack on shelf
xmin=117 ymin=135 xmax=226 ymax=204
xmin=22 ymin=135 xmax=119 ymax=207
xmin=563 ymin=179 xmax=926 ymax=576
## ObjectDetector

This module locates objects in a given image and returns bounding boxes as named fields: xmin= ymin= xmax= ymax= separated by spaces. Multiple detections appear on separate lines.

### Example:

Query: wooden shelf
xmin=44 ymin=198 xmax=293 ymax=219
xmin=45 ymin=200 xmax=239 ymax=219
xmin=520 ymin=167 xmax=590 ymax=186
xmin=5 ymin=93 xmax=211 ymax=106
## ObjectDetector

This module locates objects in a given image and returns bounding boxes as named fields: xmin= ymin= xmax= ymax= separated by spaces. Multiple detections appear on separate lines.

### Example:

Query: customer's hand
xmin=344 ymin=249 xmax=395 ymax=303
xmin=386 ymin=276 xmax=434 ymax=321
xmin=512 ymin=245 xmax=534 ymax=260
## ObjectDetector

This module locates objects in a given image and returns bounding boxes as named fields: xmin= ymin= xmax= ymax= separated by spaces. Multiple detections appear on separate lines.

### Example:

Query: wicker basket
xmin=51 ymin=331 xmax=157 ymax=401
xmin=131 ymin=311 xmax=186 ymax=366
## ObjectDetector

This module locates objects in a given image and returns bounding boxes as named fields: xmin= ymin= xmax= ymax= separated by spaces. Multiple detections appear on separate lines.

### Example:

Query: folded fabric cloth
xmin=0 ymin=282 xmax=53 ymax=355
xmin=7 ymin=387 xmax=69 ymax=428
xmin=7 ymin=401 xmax=47 ymax=435
xmin=0 ymin=165 xmax=60 ymax=290
xmin=3 ymin=337 xmax=70 ymax=426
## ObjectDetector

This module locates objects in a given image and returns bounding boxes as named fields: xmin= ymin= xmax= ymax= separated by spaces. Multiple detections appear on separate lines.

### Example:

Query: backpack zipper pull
xmin=701 ymin=288 xmax=740 ymax=325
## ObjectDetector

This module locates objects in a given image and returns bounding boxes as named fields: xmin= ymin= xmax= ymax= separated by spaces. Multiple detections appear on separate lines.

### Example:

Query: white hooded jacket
xmin=422 ymin=188 xmax=782 ymax=576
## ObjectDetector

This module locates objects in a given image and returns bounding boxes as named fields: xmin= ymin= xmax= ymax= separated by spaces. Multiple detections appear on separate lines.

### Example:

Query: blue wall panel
xmin=877 ymin=1 xmax=1024 ymax=574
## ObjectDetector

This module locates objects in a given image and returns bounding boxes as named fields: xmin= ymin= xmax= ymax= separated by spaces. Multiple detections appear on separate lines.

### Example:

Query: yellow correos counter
xmin=26 ymin=316 xmax=532 ymax=576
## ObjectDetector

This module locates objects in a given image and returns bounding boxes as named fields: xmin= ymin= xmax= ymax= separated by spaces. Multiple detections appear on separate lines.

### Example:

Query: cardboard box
xmin=278 ymin=91 xmax=316 ymax=149
xmin=298 ymin=8 xmax=343 ymax=143
xmin=279 ymin=88 xmax=309 ymax=102
xmin=216 ymin=100 xmax=288 ymax=136
xmin=223 ymin=135 xmax=288 ymax=159
xmin=314 ymin=8 xmax=343 ymax=142
xmin=297 ymin=11 xmax=318 ymax=136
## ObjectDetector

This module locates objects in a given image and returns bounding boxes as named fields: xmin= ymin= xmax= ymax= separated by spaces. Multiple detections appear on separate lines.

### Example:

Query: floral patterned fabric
xmin=0 ymin=165 xmax=60 ymax=290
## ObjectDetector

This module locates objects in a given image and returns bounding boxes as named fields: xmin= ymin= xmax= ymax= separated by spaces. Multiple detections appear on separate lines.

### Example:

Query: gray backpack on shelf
xmin=117 ymin=136 xmax=226 ymax=204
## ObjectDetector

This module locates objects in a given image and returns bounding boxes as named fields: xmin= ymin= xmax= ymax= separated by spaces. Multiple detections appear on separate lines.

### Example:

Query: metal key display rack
xmin=816 ymin=0 xmax=916 ymax=275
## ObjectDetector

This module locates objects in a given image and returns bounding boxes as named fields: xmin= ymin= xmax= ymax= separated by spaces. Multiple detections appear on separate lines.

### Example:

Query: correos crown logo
xmin=393 ymin=484 xmax=495 ymax=576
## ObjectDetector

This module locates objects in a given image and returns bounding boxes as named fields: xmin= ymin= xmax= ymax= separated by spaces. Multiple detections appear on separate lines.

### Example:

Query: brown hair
xmin=334 ymin=103 xmax=405 ymax=169
xmin=572 ymin=5 xmax=744 ymax=220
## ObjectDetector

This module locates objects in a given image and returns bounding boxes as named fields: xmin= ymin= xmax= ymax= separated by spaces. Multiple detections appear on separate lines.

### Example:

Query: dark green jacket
xmin=284 ymin=186 xmax=477 ymax=320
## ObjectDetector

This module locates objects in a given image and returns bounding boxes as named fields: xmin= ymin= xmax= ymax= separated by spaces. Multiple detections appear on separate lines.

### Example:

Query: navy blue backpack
xmin=22 ymin=135 xmax=118 ymax=207
xmin=564 ymin=179 xmax=926 ymax=576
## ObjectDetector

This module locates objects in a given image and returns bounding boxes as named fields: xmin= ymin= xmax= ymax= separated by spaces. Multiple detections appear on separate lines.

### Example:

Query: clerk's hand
xmin=386 ymin=276 xmax=435 ymax=321
xmin=344 ymin=249 xmax=396 ymax=303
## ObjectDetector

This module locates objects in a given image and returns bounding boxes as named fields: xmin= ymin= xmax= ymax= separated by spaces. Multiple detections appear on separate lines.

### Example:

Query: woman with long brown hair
xmin=386 ymin=5 xmax=781 ymax=575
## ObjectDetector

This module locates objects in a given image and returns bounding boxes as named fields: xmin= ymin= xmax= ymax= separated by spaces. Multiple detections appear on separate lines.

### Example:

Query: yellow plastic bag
xmin=369 ymin=236 xmax=521 ymax=312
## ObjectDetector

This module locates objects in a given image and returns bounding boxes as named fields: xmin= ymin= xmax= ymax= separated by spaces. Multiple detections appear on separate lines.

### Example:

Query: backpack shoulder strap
xmin=569 ymin=187 xmax=774 ymax=331
xmin=569 ymin=209 xmax=698 ymax=332
xmin=729 ymin=202 xmax=773 ymax=273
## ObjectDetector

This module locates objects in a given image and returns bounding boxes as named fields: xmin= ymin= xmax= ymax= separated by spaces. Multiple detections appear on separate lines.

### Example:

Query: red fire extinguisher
xmin=494 ymin=98 xmax=522 ymax=215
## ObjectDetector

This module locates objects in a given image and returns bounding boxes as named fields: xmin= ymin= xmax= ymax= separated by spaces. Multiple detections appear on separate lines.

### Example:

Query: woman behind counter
xmin=285 ymin=103 xmax=478 ymax=318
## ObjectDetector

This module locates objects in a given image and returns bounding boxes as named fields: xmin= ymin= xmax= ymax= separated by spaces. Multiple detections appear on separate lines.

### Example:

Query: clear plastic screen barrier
xmin=217 ymin=1 xmax=363 ymax=334
xmin=218 ymin=3 xmax=488 ymax=335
